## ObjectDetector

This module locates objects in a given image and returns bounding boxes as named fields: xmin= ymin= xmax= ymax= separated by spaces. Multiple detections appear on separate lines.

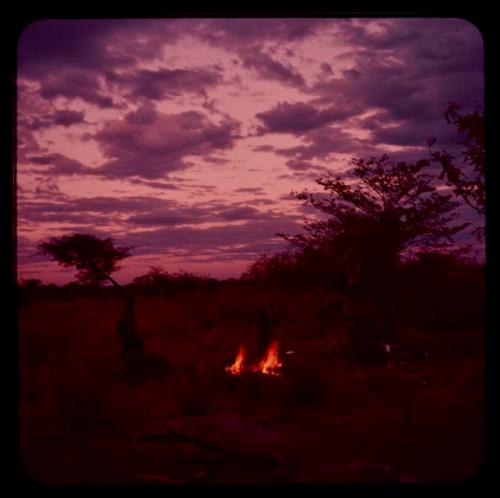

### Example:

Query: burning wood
xmin=225 ymin=341 xmax=283 ymax=376
xmin=225 ymin=345 xmax=245 ymax=375
xmin=254 ymin=340 xmax=283 ymax=376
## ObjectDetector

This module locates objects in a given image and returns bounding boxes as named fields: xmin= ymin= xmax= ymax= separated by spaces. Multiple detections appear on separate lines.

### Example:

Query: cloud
xmin=18 ymin=20 xmax=126 ymax=78
xmin=18 ymin=195 xmax=169 ymax=226
xmin=275 ymin=125 xmax=369 ymax=161
xmin=337 ymin=19 xmax=422 ymax=50
xmin=33 ymin=177 xmax=63 ymax=198
xmin=40 ymin=71 xmax=116 ymax=108
xmin=312 ymin=62 xmax=424 ymax=120
xmin=126 ymin=212 xmax=199 ymax=227
xmin=285 ymin=159 xmax=315 ymax=171
xmin=52 ymin=109 xmax=86 ymax=127
xmin=304 ymin=21 xmax=483 ymax=153
xmin=252 ymin=145 xmax=275 ymax=152
xmin=256 ymin=101 xmax=356 ymax=134
xmin=120 ymin=211 xmax=302 ymax=259
xmin=27 ymin=153 xmax=90 ymax=176
xmin=320 ymin=62 xmax=333 ymax=74
xmin=218 ymin=206 xmax=259 ymax=221
xmin=242 ymin=48 xmax=306 ymax=87
xmin=338 ymin=19 xmax=482 ymax=74
xmin=126 ymin=203 xmax=263 ymax=227
xmin=19 ymin=196 xmax=303 ymax=266
xmin=197 ymin=18 xmax=329 ymax=46
xmin=17 ymin=19 xmax=326 ymax=89
xmin=18 ymin=19 xmax=182 ymax=78
xmin=106 ymin=66 xmax=223 ymax=100
xmin=244 ymin=198 xmax=276 ymax=206
xmin=22 ymin=116 xmax=53 ymax=131
xmin=93 ymin=105 xmax=241 ymax=179
xmin=20 ymin=110 xmax=86 ymax=131
xmin=369 ymin=117 xmax=464 ymax=148
xmin=127 ymin=178 xmax=180 ymax=190
xmin=234 ymin=187 xmax=264 ymax=194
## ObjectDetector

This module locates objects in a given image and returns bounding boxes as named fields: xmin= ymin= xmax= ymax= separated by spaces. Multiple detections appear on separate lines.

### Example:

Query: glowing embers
xmin=225 ymin=341 xmax=283 ymax=376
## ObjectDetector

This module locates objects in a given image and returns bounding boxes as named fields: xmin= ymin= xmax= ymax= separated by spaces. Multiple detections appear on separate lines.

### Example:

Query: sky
xmin=16 ymin=18 xmax=484 ymax=284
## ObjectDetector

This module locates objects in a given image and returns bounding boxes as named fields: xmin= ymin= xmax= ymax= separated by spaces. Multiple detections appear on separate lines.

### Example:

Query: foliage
xmin=19 ymin=278 xmax=43 ymax=289
xmin=131 ymin=266 xmax=209 ymax=294
xmin=280 ymin=155 xmax=467 ymax=276
xmin=131 ymin=266 xmax=171 ymax=287
xmin=37 ymin=233 xmax=132 ymax=286
xmin=241 ymin=251 xmax=297 ymax=281
xmin=430 ymin=101 xmax=485 ymax=238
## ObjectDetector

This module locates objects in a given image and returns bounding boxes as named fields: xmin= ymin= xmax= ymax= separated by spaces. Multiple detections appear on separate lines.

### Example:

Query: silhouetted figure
xmin=116 ymin=294 xmax=144 ymax=361
xmin=342 ymin=262 xmax=388 ymax=366
xmin=256 ymin=305 xmax=273 ymax=359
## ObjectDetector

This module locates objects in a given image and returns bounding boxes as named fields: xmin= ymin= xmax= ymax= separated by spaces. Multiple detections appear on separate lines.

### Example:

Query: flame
xmin=225 ymin=344 xmax=245 ymax=375
xmin=225 ymin=341 xmax=283 ymax=376
xmin=255 ymin=340 xmax=283 ymax=376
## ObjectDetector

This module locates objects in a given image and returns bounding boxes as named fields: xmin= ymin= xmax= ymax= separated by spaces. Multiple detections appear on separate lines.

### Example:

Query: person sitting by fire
xmin=116 ymin=293 xmax=144 ymax=361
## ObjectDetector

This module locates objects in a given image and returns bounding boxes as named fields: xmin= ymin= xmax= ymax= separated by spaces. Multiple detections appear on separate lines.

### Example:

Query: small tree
xmin=18 ymin=278 xmax=43 ymax=307
xmin=37 ymin=233 xmax=132 ymax=287
xmin=241 ymin=252 xmax=297 ymax=281
xmin=132 ymin=266 xmax=170 ymax=287
xmin=430 ymin=101 xmax=485 ymax=239
xmin=19 ymin=278 xmax=43 ymax=289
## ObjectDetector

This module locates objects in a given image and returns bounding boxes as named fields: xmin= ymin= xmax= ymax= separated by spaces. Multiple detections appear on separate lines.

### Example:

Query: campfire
xmin=225 ymin=341 xmax=283 ymax=376
xmin=225 ymin=344 xmax=246 ymax=375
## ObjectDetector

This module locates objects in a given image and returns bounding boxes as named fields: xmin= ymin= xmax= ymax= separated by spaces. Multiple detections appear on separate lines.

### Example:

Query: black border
xmin=4 ymin=9 xmax=495 ymax=498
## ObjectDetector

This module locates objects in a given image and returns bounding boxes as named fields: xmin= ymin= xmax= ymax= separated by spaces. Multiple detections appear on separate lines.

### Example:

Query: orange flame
xmin=225 ymin=341 xmax=283 ymax=376
xmin=225 ymin=344 xmax=245 ymax=375
xmin=255 ymin=340 xmax=283 ymax=376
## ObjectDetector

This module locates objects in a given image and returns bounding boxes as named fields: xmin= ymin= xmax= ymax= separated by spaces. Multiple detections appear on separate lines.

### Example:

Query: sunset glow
xmin=17 ymin=18 xmax=484 ymax=284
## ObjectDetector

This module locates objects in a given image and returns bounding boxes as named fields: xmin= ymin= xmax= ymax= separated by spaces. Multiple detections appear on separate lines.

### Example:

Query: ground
xmin=19 ymin=291 xmax=484 ymax=483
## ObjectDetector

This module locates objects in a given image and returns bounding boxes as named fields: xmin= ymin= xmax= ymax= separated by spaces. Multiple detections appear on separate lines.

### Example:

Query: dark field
xmin=19 ymin=287 xmax=484 ymax=484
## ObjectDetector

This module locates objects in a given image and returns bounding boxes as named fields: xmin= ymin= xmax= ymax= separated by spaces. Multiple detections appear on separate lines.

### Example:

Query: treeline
xmin=18 ymin=268 xmax=236 ymax=301
xmin=22 ymin=102 xmax=485 ymax=342
xmin=243 ymin=249 xmax=484 ymax=331
xmin=18 ymin=251 xmax=484 ymax=333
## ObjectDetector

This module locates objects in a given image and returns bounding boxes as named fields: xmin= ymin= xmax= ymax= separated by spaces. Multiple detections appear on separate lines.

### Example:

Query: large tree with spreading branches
xmin=281 ymin=155 xmax=468 ymax=287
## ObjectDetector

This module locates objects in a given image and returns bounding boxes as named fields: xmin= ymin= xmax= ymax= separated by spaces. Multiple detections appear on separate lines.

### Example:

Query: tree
xmin=18 ymin=278 xmax=43 ymax=307
xmin=280 ymin=154 xmax=469 ymax=365
xmin=430 ymin=101 xmax=485 ymax=239
xmin=132 ymin=266 xmax=170 ymax=287
xmin=282 ymin=155 xmax=468 ymax=283
xmin=19 ymin=278 xmax=43 ymax=289
xmin=37 ymin=233 xmax=132 ymax=287
xmin=241 ymin=252 xmax=297 ymax=281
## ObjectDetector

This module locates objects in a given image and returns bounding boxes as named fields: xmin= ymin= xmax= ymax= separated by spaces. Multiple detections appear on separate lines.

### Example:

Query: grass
xmin=19 ymin=290 xmax=484 ymax=483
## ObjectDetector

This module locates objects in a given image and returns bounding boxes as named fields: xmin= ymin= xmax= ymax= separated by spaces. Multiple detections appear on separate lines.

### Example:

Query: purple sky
xmin=17 ymin=18 xmax=484 ymax=284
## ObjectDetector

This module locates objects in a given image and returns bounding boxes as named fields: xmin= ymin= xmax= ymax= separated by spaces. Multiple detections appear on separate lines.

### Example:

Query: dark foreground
xmin=19 ymin=293 xmax=483 ymax=484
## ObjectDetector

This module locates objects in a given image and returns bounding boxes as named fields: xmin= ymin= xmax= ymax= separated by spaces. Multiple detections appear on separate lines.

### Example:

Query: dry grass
xmin=19 ymin=292 xmax=484 ymax=483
